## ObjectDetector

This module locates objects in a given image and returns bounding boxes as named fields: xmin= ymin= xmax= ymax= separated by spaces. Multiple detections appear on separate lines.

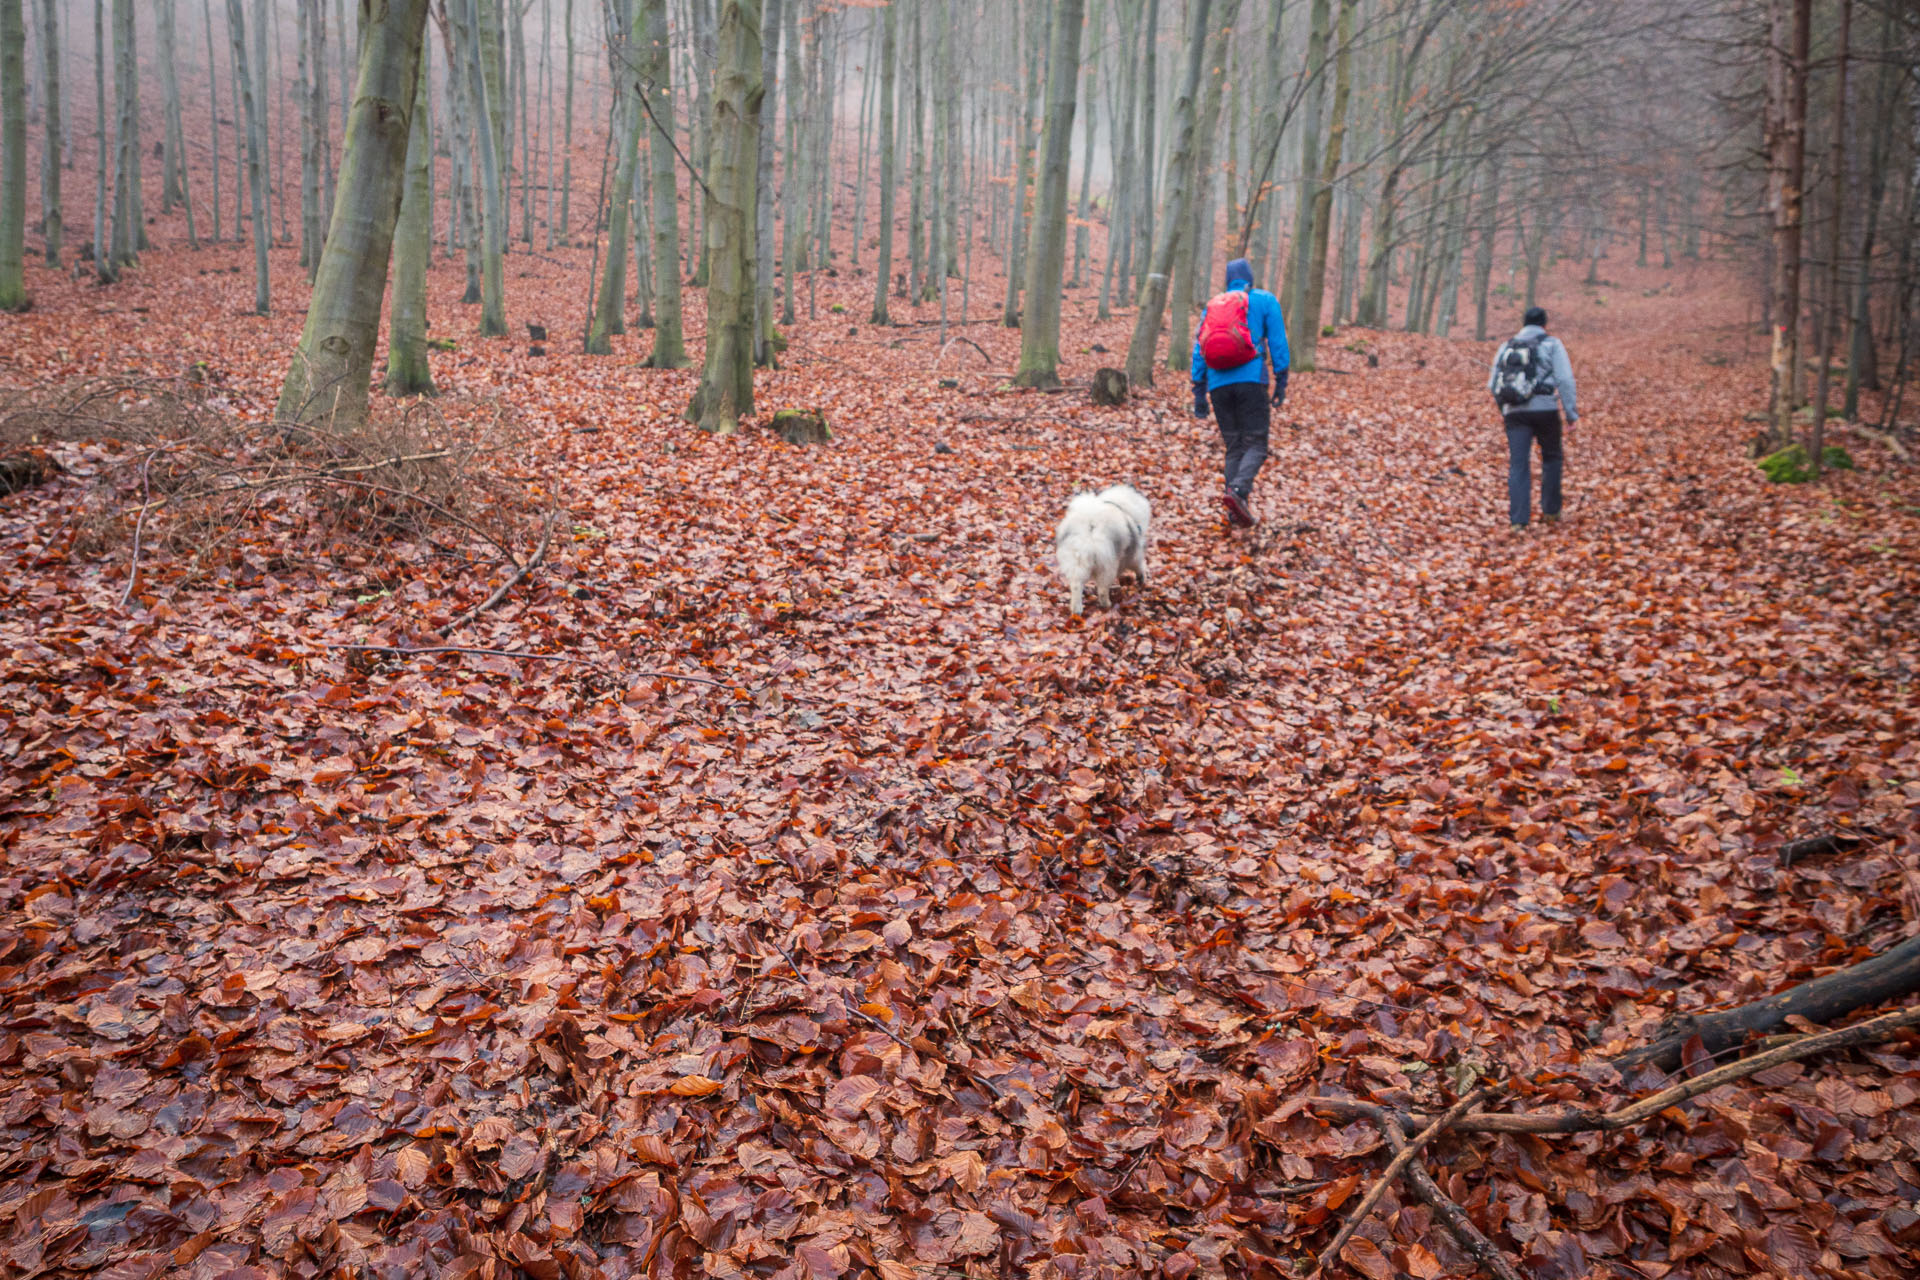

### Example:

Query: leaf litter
xmin=1 ymin=237 xmax=1917 ymax=1280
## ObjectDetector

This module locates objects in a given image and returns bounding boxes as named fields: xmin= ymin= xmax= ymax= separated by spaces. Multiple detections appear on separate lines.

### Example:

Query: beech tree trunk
xmin=1012 ymin=0 xmax=1086 ymax=388
xmin=686 ymin=0 xmax=762 ymax=434
xmin=587 ymin=0 xmax=639 ymax=354
xmin=0 ymin=0 xmax=23 ymax=312
xmin=36 ymin=0 xmax=58 ymax=266
xmin=1123 ymin=0 xmax=1212 ymax=390
xmin=202 ymin=0 xmax=221 ymax=245
xmin=1284 ymin=0 xmax=1328 ymax=353
xmin=1766 ymin=0 xmax=1811 ymax=448
xmin=641 ymin=0 xmax=687 ymax=367
xmin=869 ymin=0 xmax=895 ymax=327
xmin=91 ymin=0 xmax=110 ymax=283
xmin=462 ymin=0 xmax=508 ymax=336
xmin=753 ymin=0 xmax=780 ymax=361
xmin=276 ymin=0 xmax=431 ymax=429
xmin=1808 ymin=0 xmax=1848 ymax=478
xmin=1166 ymin=0 xmax=1237 ymax=374
xmin=1294 ymin=0 xmax=1353 ymax=369
xmin=227 ymin=0 xmax=270 ymax=313
xmin=109 ymin=0 xmax=138 ymax=269
xmin=1001 ymin=0 xmax=1040 ymax=327
xmin=386 ymin=61 xmax=436 ymax=396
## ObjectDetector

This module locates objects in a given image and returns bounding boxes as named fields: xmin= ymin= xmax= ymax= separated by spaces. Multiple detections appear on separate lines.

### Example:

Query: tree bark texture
xmin=276 ymin=0 xmax=431 ymax=429
xmin=0 ymin=0 xmax=24 ymax=311
xmin=1766 ymin=0 xmax=1811 ymax=447
xmin=869 ymin=0 xmax=895 ymax=326
xmin=687 ymin=0 xmax=763 ymax=434
xmin=1013 ymin=0 xmax=1086 ymax=388
xmin=1123 ymin=0 xmax=1212 ymax=390
xmin=227 ymin=0 xmax=270 ymax=313
xmin=640 ymin=0 xmax=687 ymax=366
xmin=386 ymin=60 xmax=436 ymax=396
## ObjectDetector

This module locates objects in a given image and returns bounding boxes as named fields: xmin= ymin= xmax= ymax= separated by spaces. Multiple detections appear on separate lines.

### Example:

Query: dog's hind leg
xmin=1069 ymin=580 xmax=1084 ymax=616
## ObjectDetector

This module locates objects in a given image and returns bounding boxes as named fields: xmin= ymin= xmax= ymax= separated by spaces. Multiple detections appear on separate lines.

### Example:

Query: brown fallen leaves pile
xmin=1 ymin=231 xmax=1917 ymax=1280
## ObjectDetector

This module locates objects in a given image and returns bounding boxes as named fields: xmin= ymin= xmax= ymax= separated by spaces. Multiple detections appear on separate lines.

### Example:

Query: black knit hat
xmin=1523 ymin=306 xmax=1548 ymax=327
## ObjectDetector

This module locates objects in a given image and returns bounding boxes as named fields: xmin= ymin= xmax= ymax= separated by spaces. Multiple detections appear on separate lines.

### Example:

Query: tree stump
xmin=770 ymin=409 xmax=832 ymax=446
xmin=1091 ymin=367 xmax=1129 ymax=407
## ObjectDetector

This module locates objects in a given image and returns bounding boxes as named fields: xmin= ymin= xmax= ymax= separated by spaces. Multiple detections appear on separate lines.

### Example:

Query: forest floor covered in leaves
xmin=2 ymin=238 xmax=1918 ymax=1280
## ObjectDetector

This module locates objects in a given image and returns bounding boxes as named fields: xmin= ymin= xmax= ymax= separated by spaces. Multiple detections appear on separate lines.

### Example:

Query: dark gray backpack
xmin=1494 ymin=334 xmax=1557 ymax=408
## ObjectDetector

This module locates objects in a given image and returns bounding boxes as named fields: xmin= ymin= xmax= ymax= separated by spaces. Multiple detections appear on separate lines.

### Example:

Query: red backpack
xmin=1198 ymin=291 xmax=1258 ymax=370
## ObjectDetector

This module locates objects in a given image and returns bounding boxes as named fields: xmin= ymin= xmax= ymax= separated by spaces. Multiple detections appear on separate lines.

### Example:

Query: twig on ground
xmin=443 ymin=510 xmax=556 ymax=633
xmin=1309 ymin=1098 xmax=1527 ymax=1280
xmin=937 ymin=337 xmax=993 ymax=367
xmin=1312 ymin=1087 xmax=1495 ymax=1278
xmin=120 ymin=449 xmax=158 ymax=609
xmin=1325 ymin=1003 xmax=1920 ymax=1139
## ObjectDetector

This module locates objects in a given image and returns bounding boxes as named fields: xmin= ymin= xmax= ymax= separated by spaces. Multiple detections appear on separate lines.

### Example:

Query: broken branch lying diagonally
xmin=1317 ymin=1003 xmax=1920 ymax=1140
xmin=1312 ymin=1086 xmax=1497 ymax=1279
xmin=1308 ymin=1097 xmax=1527 ymax=1280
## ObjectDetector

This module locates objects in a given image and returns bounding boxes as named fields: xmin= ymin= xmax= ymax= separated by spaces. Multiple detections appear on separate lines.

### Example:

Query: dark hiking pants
xmin=1505 ymin=409 xmax=1563 ymax=526
xmin=1211 ymin=382 xmax=1270 ymax=499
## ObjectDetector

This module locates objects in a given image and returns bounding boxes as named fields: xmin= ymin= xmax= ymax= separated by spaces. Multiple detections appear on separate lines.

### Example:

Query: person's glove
xmin=1271 ymin=369 xmax=1290 ymax=408
xmin=1193 ymin=385 xmax=1210 ymax=419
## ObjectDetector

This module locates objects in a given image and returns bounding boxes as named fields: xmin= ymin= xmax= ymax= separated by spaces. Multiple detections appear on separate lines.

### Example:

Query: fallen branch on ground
xmin=1313 ymin=1086 xmax=1497 ymax=1278
xmin=1612 ymin=930 xmax=1920 ymax=1073
xmin=1317 ymin=1001 xmax=1920 ymax=1140
xmin=1309 ymin=1098 xmax=1527 ymax=1280
xmin=443 ymin=511 xmax=556 ymax=633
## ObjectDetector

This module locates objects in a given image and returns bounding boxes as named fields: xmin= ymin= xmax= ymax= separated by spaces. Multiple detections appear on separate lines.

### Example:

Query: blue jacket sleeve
xmin=1191 ymin=325 xmax=1207 ymax=389
xmin=1263 ymin=293 xmax=1290 ymax=375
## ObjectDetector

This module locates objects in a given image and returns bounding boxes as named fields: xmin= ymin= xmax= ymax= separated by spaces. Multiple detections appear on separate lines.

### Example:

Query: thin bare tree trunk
xmin=1012 ymin=0 xmax=1087 ymax=388
xmin=0 ymin=0 xmax=23 ymax=310
xmin=869 ymin=0 xmax=895 ymax=326
xmin=1123 ymin=0 xmax=1212 ymax=389
xmin=461 ymin=0 xmax=508 ymax=335
xmin=37 ymin=0 xmax=59 ymax=265
xmin=92 ymin=0 xmax=111 ymax=282
xmin=1766 ymin=0 xmax=1811 ymax=448
xmin=751 ymin=0 xmax=779 ymax=357
xmin=641 ymin=0 xmax=688 ymax=366
xmin=1809 ymin=0 xmax=1848 ymax=477
xmin=227 ymin=0 xmax=269 ymax=311
xmin=588 ymin=0 xmax=639 ymax=354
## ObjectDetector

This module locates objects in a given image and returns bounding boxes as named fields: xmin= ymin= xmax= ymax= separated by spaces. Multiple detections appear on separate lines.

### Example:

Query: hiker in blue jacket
xmin=1489 ymin=306 xmax=1579 ymax=528
xmin=1192 ymin=258 xmax=1289 ymax=528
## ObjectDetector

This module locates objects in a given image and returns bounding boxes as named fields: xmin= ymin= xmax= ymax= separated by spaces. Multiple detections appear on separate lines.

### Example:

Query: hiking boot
xmin=1222 ymin=490 xmax=1255 ymax=527
xmin=1542 ymin=512 xmax=1561 ymax=524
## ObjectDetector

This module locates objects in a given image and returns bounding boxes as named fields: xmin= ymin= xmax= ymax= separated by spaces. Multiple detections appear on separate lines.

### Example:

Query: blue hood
xmin=1224 ymin=258 xmax=1254 ymax=289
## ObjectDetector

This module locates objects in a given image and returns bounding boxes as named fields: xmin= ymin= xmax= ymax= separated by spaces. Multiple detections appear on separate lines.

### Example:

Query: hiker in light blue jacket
xmin=1488 ymin=306 xmax=1579 ymax=528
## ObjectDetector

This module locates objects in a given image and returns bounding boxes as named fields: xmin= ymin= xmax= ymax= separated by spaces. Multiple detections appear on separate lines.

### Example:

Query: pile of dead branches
xmin=1 ymin=376 xmax=553 ymax=628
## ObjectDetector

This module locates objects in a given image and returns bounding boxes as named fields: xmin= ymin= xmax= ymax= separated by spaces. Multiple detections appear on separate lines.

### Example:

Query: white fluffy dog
xmin=1054 ymin=484 xmax=1151 ymax=615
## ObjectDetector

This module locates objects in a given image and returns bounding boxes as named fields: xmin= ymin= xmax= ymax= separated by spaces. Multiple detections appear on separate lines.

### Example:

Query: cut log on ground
xmin=1091 ymin=367 xmax=1128 ymax=406
xmin=770 ymin=408 xmax=832 ymax=445
xmin=1612 ymin=930 xmax=1920 ymax=1073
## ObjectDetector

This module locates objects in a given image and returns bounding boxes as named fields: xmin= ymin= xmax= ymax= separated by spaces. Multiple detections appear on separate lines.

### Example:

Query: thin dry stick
xmin=1313 ymin=1087 xmax=1495 ymax=1277
xmin=1335 ymin=1003 xmax=1920 ymax=1138
xmin=443 ymin=511 xmax=557 ymax=633
xmin=119 ymin=449 xmax=158 ymax=609
xmin=1311 ymin=1099 xmax=1527 ymax=1280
